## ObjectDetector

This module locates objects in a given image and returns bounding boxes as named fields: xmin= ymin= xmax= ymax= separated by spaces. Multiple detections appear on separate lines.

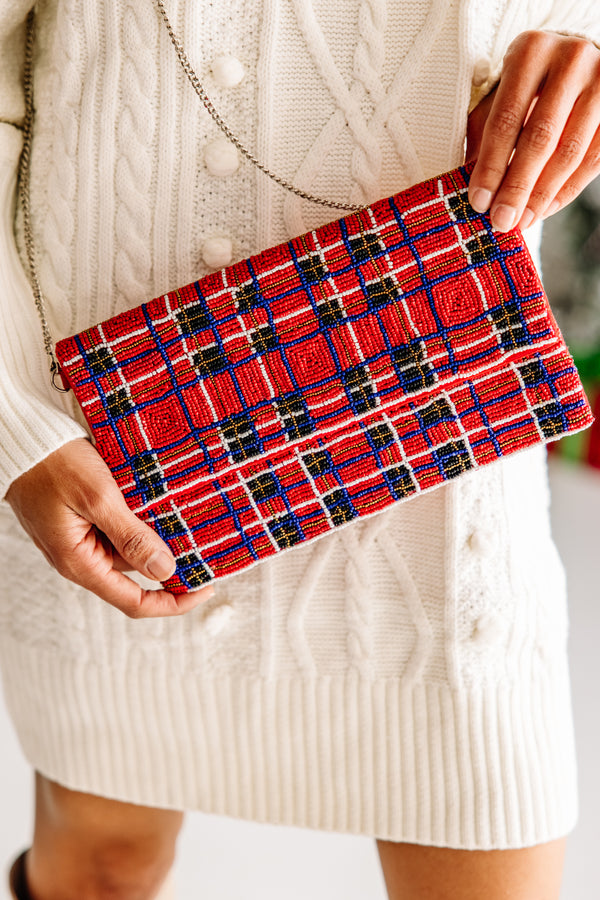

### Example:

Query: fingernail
xmin=545 ymin=199 xmax=560 ymax=218
xmin=469 ymin=187 xmax=493 ymax=213
xmin=491 ymin=204 xmax=516 ymax=232
xmin=189 ymin=585 xmax=215 ymax=602
xmin=147 ymin=550 xmax=176 ymax=581
xmin=519 ymin=207 xmax=535 ymax=230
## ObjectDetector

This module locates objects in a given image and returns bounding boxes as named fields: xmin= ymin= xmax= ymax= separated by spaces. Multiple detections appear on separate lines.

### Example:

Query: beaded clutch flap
xmin=55 ymin=165 xmax=593 ymax=591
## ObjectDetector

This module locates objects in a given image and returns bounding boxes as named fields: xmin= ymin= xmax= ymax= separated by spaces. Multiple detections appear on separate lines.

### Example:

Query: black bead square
xmin=367 ymin=423 xmax=394 ymax=450
xmin=106 ymin=387 xmax=134 ymax=418
xmin=323 ymin=488 xmax=356 ymax=526
xmin=489 ymin=303 xmax=529 ymax=349
xmin=248 ymin=472 xmax=279 ymax=502
xmin=436 ymin=440 xmax=473 ymax=479
xmin=535 ymin=402 xmax=565 ymax=438
xmin=446 ymin=191 xmax=477 ymax=222
xmin=176 ymin=302 xmax=210 ymax=335
xmin=349 ymin=231 xmax=382 ymax=262
xmin=251 ymin=325 xmax=278 ymax=354
xmin=393 ymin=342 xmax=421 ymax=365
xmin=87 ymin=346 xmax=117 ymax=376
xmin=297 ymin=252 xmax=326 ymax=283
xmin=276 ymin=394 xmax=314 ymax=439
xmin=221 ymin=413 xmax=262 ymax=462
xmin=234 ymin=283 xmax=261 ymax=313
xmin=302 ymin=449 xmax=333 ymax=478
xmin=518 ymin=359 xmax=546 ymax=387
xmin=193 ymin=345 xmax=227 ymax=376
xmin=465 ymin=232 xmax=498 ymax=264
xmin=387 ymin=465 xmax=416 ymax=499
xmin=392 ymin=343 xmax=436 ymax=393
xmin=269 ymin=514 xmax=303 ymax=549
xmin=420 ymin=398 xmax=454 ymax=428
xmin=365 ymin=276 xmax=398 ymax=309
xmin=131 ymin=452 xmax=166 ymax=501
xmin=157 ymin=513 xmax=186 ymax=538
xmin=343 ymin=365 xmax=378 ymax=413
xmin=317 ymin=297 xmax=345 ymax=326
xmin=178 ymin=553 xmax=212 ymax=587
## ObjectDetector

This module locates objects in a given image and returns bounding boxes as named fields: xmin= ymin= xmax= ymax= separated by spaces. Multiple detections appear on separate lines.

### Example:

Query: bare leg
xmin=376 ymin=837 xmax=566 ymax=900
xmin=22 ymin=772 xmax=183 ymax=900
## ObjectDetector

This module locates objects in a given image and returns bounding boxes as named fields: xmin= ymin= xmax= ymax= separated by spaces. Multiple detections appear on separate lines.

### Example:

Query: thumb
xmin=93 ymin=490 xmax=176 ymax=582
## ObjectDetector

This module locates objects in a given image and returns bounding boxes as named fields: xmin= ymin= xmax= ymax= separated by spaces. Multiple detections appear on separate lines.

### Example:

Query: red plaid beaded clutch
xmin=55 ymin=165 xmax=593 ymax=592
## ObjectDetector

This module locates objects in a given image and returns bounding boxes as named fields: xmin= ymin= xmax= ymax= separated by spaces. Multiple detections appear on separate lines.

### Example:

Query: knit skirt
xmin=0 ymin=443 xmax=578 ymax=850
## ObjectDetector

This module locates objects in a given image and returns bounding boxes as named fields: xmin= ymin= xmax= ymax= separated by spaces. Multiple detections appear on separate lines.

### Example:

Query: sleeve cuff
xmin=0 ymin=121 xmax=24 ymax=166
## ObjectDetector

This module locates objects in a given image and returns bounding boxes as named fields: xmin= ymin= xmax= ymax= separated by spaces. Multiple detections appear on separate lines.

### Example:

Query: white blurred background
xmin=1 ymin=457 xmax=598 ymax=899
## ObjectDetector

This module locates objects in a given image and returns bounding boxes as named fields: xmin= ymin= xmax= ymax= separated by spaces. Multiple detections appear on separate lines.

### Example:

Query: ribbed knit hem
xmin=0 ymin=636 xmax=578 ymax=850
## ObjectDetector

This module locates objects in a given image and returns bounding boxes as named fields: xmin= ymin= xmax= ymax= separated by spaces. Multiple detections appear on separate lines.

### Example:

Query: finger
xmin=515 ymin=92 xmax=600 ymax=228
xmin=488 ymin=44 xmax=599 ymax=230
xmin=78 ymin=479 xmax=178 ymax=582
xmin=95 ymin=531 xmax=154 ymax=574
xmin=56 ymin=442 xmax=181 ymax=583
xmin=79 ymin=561 xmax=207 ymax=617
xmin=52 ymin=520 xmax=214 ymax=616
xmin=111 ymin=553 xmax=136 ymax=572
xmin=468 ymin=33 xmax=550 ymax=215
xmin=77 ymin=483 xmax=216 ymax=604
xmin=538 ymin=125 xmax=600 ymax=220
xmin=94 ymin=501 xmax=215 ymax=599
xmin=63 ymin=524 xmax=212 ymax=616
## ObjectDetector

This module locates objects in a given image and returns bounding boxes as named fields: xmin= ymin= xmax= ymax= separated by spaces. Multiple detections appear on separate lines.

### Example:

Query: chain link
xmin=19 ymin=10 xmax=67 ymax=388
xmin=154 ymin=0 xmax=361 ymax=212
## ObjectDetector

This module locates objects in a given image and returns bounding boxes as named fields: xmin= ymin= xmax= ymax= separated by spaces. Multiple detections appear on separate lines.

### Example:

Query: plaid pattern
xmin=56 ymin=165 xmax=594 ymax=591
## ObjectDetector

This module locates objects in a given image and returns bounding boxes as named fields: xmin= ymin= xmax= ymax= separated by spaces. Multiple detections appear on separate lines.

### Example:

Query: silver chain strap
xmin=19 ymin=10 xmax=66 ymax=389
xmin=154 ymin=0 xmax=361 ymax=212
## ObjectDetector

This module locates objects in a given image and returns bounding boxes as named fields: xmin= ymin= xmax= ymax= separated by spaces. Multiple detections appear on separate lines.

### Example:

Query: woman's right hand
xmin=5 ymin=438 xmax=214 ymax=617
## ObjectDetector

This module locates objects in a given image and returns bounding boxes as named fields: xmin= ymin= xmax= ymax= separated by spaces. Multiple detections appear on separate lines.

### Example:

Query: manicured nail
xmin=490 ymin=204 xmax=516 ymax=232
xmin=469 ymin=187 xmax=493 ymax=213
xmin=147 ymin=550 xmax=176 ymax=581
xmin=519 ymin=207 xmax=535 ymax=230
xmin=545 ymin=199 xmax=560 ymax=218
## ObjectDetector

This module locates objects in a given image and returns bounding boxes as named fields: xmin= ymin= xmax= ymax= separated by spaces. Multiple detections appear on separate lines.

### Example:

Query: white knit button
xmin=211 ymin=54 xmax=245 ymax=87
xmin=203 ymin=602 xmax=234 ymax=637
xmin=470 ymin=612 xmax=503 ymax=647
xmin=204 ymin=138 xmax=239 ymax=177
xmin=467 ymin=528 xmax=496 ymax=556
xmin=201 ymin=236 xmax=233 ymax=269
xmin=472 ymin=57 xmax=491 ymax=87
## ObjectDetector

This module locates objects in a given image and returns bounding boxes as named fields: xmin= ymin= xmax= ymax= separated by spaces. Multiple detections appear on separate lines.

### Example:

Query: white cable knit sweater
xmin=0 ymin=0 xmax=598 ymax=850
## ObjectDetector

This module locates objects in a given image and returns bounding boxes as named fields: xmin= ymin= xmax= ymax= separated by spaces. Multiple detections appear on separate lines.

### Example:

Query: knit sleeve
xmin=541 ymin=1 xmax=600 ymax=47
xmin=0 ymin=2 xmax=87 ymax=499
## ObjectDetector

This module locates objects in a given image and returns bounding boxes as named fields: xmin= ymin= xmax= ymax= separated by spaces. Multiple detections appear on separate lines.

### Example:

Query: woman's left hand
xmin=466 ymin=30 xmax=600 ymax=231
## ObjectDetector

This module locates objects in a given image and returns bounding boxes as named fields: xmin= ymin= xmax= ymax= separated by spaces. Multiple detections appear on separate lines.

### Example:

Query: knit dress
xmin=0 ymin=0 xmax=597 ymax=851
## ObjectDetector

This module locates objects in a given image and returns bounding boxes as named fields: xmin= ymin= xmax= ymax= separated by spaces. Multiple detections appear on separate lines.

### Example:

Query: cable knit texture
xmin=0 ymin=0 xmax=596 ymax=848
